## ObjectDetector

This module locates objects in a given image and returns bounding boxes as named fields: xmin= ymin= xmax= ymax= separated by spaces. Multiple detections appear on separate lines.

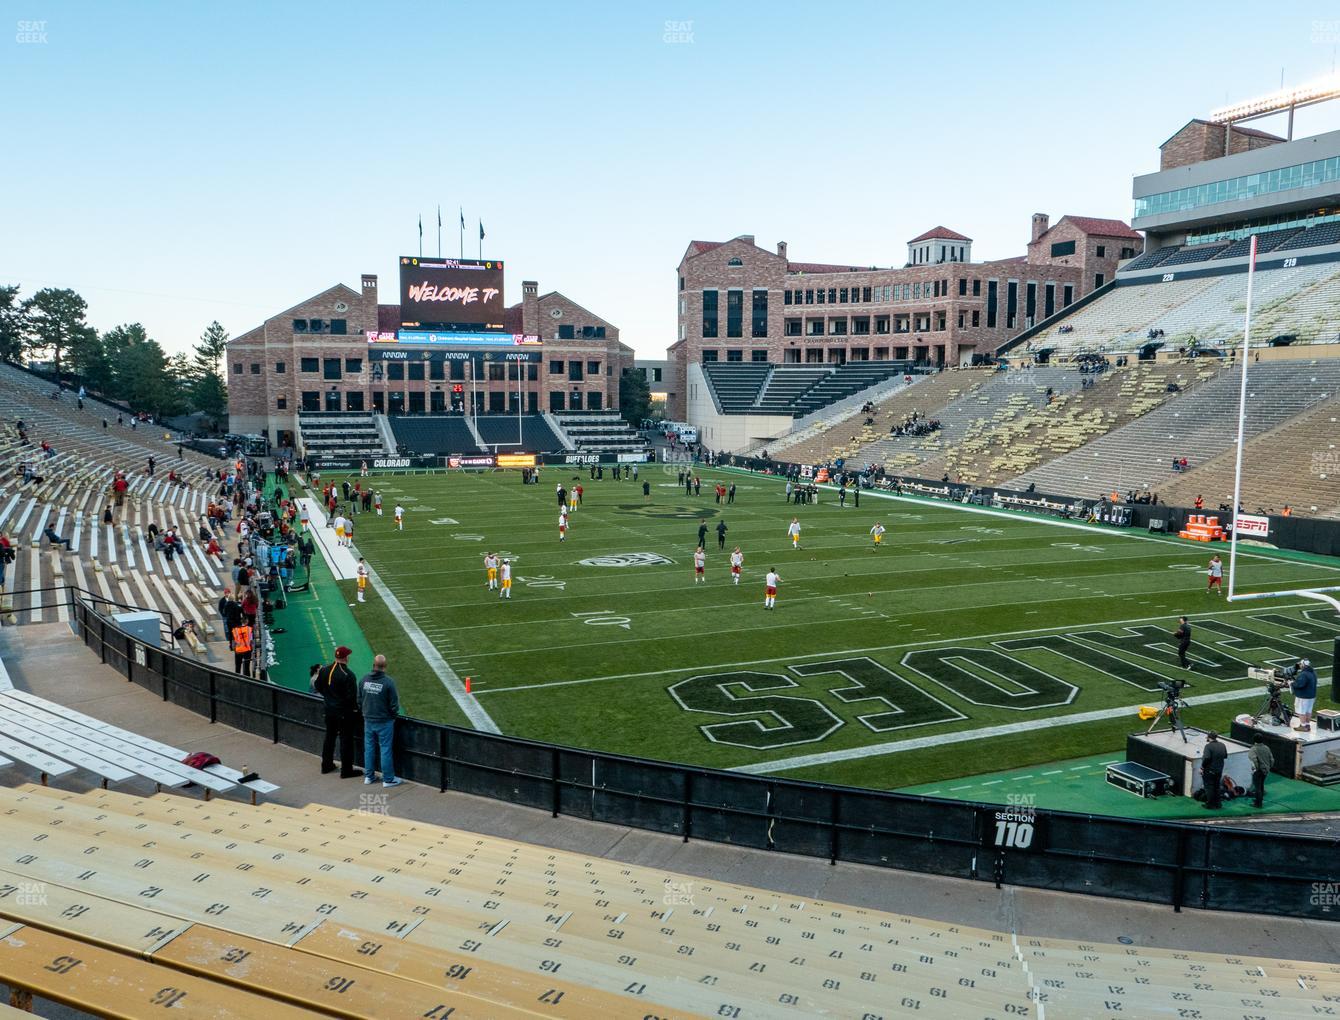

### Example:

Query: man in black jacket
xmin=1174 ymin=616 xmax=1193 ymax=669
xmin=1201 ymin=731 xmax=1227 ymax=809
xmin=314 ymin=645 xmax=362 ymax=778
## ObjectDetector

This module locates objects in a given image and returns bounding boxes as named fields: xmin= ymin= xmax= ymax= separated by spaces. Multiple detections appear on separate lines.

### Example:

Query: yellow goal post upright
xmin=1224 ymin=232 xmax=1340 ymax=626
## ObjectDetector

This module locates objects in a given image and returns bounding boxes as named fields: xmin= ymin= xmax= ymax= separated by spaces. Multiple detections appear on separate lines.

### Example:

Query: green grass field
xmin=332 ymin=465 xmax=1339 ymax=792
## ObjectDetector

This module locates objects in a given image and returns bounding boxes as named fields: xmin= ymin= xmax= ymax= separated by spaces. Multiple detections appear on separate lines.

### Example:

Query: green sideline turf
xmin=326 ymin=465 xmax=1338 ymax=791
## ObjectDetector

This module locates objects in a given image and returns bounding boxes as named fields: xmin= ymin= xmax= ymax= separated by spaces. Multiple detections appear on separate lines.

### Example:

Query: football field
xmin=336 ymin=466 xmax=1339 ymax=791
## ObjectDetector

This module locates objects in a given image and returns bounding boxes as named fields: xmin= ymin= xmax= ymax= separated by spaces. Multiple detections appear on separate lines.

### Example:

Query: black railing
xmin=66 ymin=594 xmax=1340 ymax=921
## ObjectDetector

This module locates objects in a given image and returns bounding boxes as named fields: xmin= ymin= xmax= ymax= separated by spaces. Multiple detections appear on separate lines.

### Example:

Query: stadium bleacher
xmin=0 ymin=369 xmax=237 ymax=655
xmin=1007 ymin=358 xmax=1340 ymax=498
xmin=702 ymin=361 xmax=909 ymax=418
xmin=2 ymin=780 xmax=1336 ymax=1018
xmin=388 ymin=415 xmax=483 ymax=455
xmin=297 ymin=411 xmax=389 ymax=462
xmin=474 ymin=414 xmax=565 ymax=451
xmin=551 ymin=411 xmax=647 ymax=453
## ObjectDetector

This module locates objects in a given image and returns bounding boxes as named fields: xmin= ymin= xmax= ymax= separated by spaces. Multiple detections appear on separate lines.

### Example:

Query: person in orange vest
xmin=1194 ymin=494 xmax=1204 ymax=510
xmin=1282 ymin=505 xmax=1292 ymax=517
xmin=232 ymin=621 xmax=254 ymax=677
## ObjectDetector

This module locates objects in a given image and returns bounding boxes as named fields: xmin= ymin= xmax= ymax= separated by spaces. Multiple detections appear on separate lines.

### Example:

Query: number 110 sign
xmin=983 ymin=806 xmax=1047 ymax=852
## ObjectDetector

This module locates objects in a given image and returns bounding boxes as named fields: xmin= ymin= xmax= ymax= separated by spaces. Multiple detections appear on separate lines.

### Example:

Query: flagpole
xmin=1227 ymin=233 xmax=1257 ymax=600
xmin=479 ymin=220 xmax=483 ymax=261
xmin=418 ymin=214 xmax=422 ymax=258
xmin=437 ymin=205 xmax=442 ymax=258
xmin=459 ymin=208 xmax=464 ymax=260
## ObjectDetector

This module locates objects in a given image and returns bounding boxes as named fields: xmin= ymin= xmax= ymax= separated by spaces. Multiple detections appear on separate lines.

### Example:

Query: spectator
xmin=359 ymin=654 xmax=402 ymax=787
xmin=43 ymin=525 xmax=72 ymax=552
xmin=231 ymin=619 xmax=254 ymax=677
xmin=314 ymin=646 xmax=362 ymax=778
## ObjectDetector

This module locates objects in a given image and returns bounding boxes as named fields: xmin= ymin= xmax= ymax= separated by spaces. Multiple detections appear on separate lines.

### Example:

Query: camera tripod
xmin=1251 ymin=682 xmax=1293 ymax=728
xmin=1147 ymin=682 xmax=1192 ymax=742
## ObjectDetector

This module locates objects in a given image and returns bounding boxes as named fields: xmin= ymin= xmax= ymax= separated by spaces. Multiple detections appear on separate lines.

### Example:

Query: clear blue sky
xmin=6 ymin=1 xmax=1340 ymax=358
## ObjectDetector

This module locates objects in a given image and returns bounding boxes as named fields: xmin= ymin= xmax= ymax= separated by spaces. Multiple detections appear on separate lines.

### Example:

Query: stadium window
xmin=408 ymin=391 xmax=425 ymax=414
xmin=727 ymin=256 xmax=743 ymax=266
xmin=346 ymin=391 xmax=364 ymax=412
xmin=807 ymin=320 xmax=824 ymax=336
xmin=972 ymin=279 xmax=981 ymax=297
xmin=301 ymin=391 xmax=320 ymax=411
xmin=827 ymin=288 xmax=836 ymax=303
xmin=702 ymin=289 xmax=719 ymax=338
xmin=1049 ymin=240 xmax=1076 ymax=258
xmin=652 ymin=367 xmax=663 ymax=381
xmin=958 ymin=312 xmax=965 ymax=328
xmin=558 ymin=324 xmax=575 ymax=339
xmin=784 ymin=349 xmax=801 ymax=363
xmin=588 ymin=391 xmax=602 ymax=410
xmin=913 ymin=283 xmax=921 ymax=300
xmin=568 ymin=360 xmax=583 ymax=381
xmin=250 ymin=363 xmax=260 ymax=374
xmin=323 ymin=358 xmax=341 ymax=380
xmin=958 ymin=278 xmax=967 ymax=296
xmin=986 ymin=280 xmax=998 ymax=328
xmin=874 ymin=346 xmax=889 ymax=360
xmin=1006 ymin=281 xmax=1017 ymax=329
xmin=1096 ymin=245 xmax=1106 ymax=258
xmin=785 ymin=319 xmax=801 ymax=336
xmin=1045 ymin=283 xmax=1055 ymax=318
xmin=862 ymin=286 xmax=872 ymax=302
xmin=726 ymin=348 xmax=743 ymax=362
xmin=489 ymin=391 xmax=506 ymax=413
xmin=1026 ymin=282 xmax=1036 ymax=323
xmin=701 ymin=350 xmax=719 ymax=362
xmin=784 ymin=290 xmax=792 ymax=305
xmin=1120 ymin=246 xmax=1137 ymax=260
xmin=231 ymin=362 xmax=242 ymax=374
xmin=936 ymin=312 xmax=946 ymax=331
xmin=751 ymin=349 xmax=768 ymax=362
xmin=549 ymin=391 xmax=565 ymax=412
xmin=850 ymin=346 xmax=869 ymax=360
xmin=387 ymin=363 xmax=404 ymax=381
xmin=372 ymin=391 xmax=384 ymax=412
xmin=804 ymin=289 xmax=814 ymax=304
xmin=568 ymin=392 xmax=583 ymax=410
xmin=587 ymin=360 xmax=600 ymax=375
xmin=752 ymin=289 xmax=768 ymax=337
xmin=830 ymin=318 xmax=847 ymax=335
xmin=429 ymin=360 xmax=444 ymax=380
xmin=883 ymin=285 xmax=891 ymax=302
xmin=344 ymin=358 xmax=361 ymax=374
xmin=488 ymin=363 xmax=506 ymax=382
xmin=276 ymin=395 xmax=287 ymax=410
xmin=450 ymin=359 xmax=465 ymax=380
xmin=330 ymin=319 xmax=347 ymax=335
xmin=679 ymin=276 xmax=685 ymax=291
xmin=902 ymin=284 xmax=910 ymax=300
xmin=274 ymin=361 xmax=286 ymax=373
xmin=876 ymin=316 xmax=889 ymax=334
xmin=1094 ymin=273 xmax=1105 ymax=288
xmin=839 ymin=288 xmax=848 ymax=303
xmin=972 ymin=309 xmax=980 ymax=327
xmin=549 ymin=360 xmax=564 ymax=375
xmin=528 ymin=364 xmax=538 ymax=381
xmin=408 ymin=363 xmax=425 ymax=381
xmin=300 ymin=357 xmax=318 ymax=373
xmin=1063 ymin=284 xmax=1074 ymax=307
xmin=816 ymin=288 xmax=825 ymax=304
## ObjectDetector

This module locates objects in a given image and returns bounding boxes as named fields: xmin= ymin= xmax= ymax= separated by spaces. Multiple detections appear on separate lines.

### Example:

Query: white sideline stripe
xmin=731 ymin=687 xmax=1272 ymax=776
xmin=475 ymin=600 xmax=1326 ymax=695
xmin=297 ymin=498 xmax=358 ymax=580
xmin=302 ymin=496 xmax=499 ymax=733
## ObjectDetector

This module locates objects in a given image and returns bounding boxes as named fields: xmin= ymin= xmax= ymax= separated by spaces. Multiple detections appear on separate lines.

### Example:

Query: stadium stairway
xmin=1006 ymin=358 xmax=1340 ymax=499
xmin=915 ymin=359 xmax=1222 ymax=487
xmin=2 ymin=782 xmax=1338 ymax=1018
xmin=1155 ymin=395 xmax=1340 ymax=517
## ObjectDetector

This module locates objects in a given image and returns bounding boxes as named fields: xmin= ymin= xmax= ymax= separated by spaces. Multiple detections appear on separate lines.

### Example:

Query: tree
xmin=69 ymin=324 xmax=111 ymax=392
xmin=0 ymin=285 xmax=26 ymax=364
xmin=22 ymin=287 xmax=89 ymax=379
xmin=103 ymin=323 xmax=176 ymax=417
xmin=189 ymin=320 xmax=229 ymax=424
xmin=619 ymin=367 xmax=652 ymax=426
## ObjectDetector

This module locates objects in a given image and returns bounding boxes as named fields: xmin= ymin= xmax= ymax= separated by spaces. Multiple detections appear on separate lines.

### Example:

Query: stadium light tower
xmin=1208 ymin=72 xmax=1340 ymax=141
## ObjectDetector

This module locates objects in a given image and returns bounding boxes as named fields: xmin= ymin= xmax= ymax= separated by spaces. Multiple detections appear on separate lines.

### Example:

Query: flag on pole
xmin=479 ymin=220 xmax=485 ymax=241
xmin=418 ymin=215 xmax=422 ymax=238
xmin=437 ymin=206 xmax=442 ymax=229
xmin=460 ymin=207 xmax=465 ymax=229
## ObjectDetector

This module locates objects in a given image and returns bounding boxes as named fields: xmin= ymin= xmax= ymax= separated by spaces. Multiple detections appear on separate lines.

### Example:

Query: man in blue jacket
xmin=360 ymin=654 xmax=402 ymax=787
xmin=1291 ymin=658 xmax=1318 ymax=732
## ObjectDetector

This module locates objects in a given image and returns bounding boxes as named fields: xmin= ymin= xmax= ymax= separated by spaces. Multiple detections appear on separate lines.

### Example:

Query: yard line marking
xmin=731 ymin=686 xmax=1269 ymax=776
xmin=1041 ymin=770 xmax=1063 ymax=776
xmin=474 ymin=599 xmax=1328 ymax=694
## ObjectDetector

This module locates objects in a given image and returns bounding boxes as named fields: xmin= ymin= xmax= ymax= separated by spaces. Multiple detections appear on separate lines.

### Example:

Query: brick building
xmin=227 ymin=274 xmax=632 ymax=447
xmin=1158 ymin=119 xmax=1285 ymax=172
xmin=665 ymin=214 xmax=1140 ymax=419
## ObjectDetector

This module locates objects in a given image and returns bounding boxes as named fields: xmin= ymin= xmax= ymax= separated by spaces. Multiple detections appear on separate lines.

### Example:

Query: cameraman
xmin=1291 ymin=658 xmax=1317 ymax=732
